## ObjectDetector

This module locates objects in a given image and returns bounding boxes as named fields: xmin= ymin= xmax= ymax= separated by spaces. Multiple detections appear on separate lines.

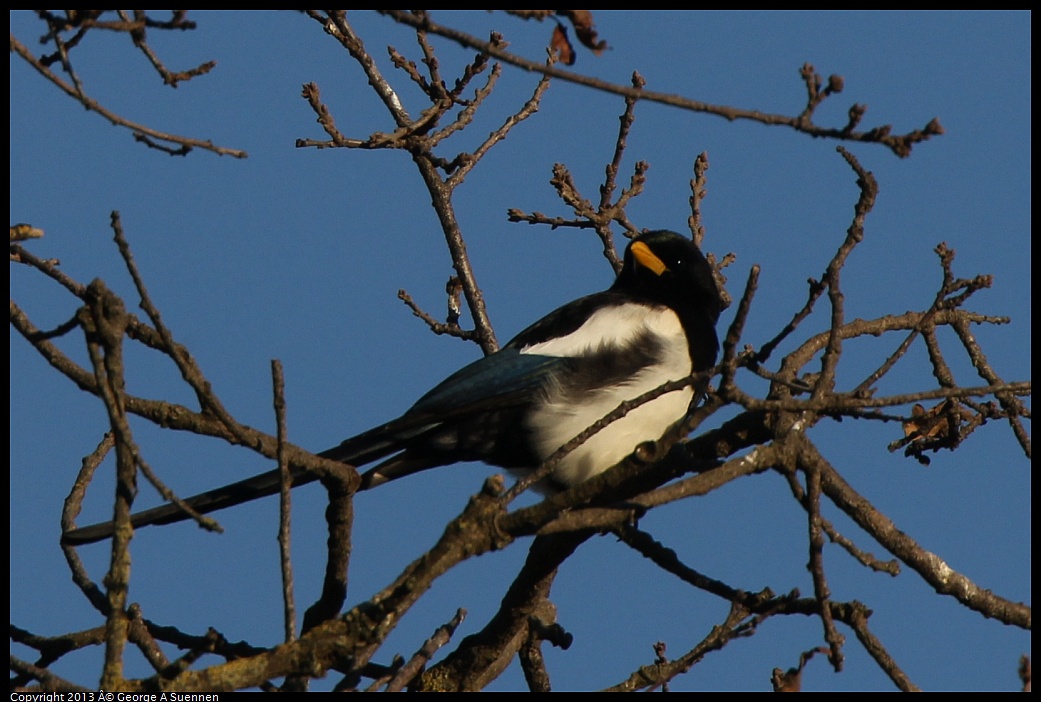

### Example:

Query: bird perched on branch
xmin=64 ymin=230 xmax=722 ymax=545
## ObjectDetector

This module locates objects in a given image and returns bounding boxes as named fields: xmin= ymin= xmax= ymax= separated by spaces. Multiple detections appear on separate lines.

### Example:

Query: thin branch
xmin=10 ymin=32 xmax=246 ymax=157
xmin=614 ymin=526 xmax=765 ymax=606
xmin=377 ymin=11 xmax=944 ymax=158
xmin=79 ymin=280 xmax=134 ymax=689
xmin=799 ymin=434 xmax=1030 ymax=628
xmin=802 ymin=456 xmax=846 ymax=670
xmin=445 ymin=60 xmax=549 ymax=189
xmin=813 ymin=147 xmax=877 ymax=400
xmin=735 ymin=381 xmax=1030 ymax=415
xmin=115 ymin=10 xmax=215 ymax=87
xmin=299 ymin=463 xmax=355 ymax=635
xmin=126 ymin=604 xmax=169 ymax=674
xmin=779 ymin=468 xmax=900 ymax=576
xmin=753 ymin=276 xmax=826 ymax=369
xmin=272 ymin=360 xmax=296 ymax=644
xmin=604 ymin=603 xmax=754 ymax=691
xmin=10 ymin=653 xmax=92 ymax=693
xmin=385 ymin=609 xmax=466 ymax=692
xmin=416 ymin=533 xmax=586 ymax=691
xmin=719 ymin=264 xmax=760 ymax=393
xmin=312 ymin=11 xmax=412 ymax=127
xmin=950 ymin=315 xmax=1032 ymax=458
xmin=688 ymin=152 xmax=710 ymax=247
xmin=845 ymin=602 xmax=920 ymax=691
xmin=60 ymin=433 xmax=116 ymax=614
xmin=398 ymin=287 xmax=480 ymax=341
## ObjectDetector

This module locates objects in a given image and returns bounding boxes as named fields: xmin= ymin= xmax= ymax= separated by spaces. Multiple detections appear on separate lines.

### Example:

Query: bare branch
xmin=378 ymin=11 xmax=944 ymax=158
xmin=272 ymin=360 xmax=297 ymax=644
xmin=10 ymin=29 xmax=246 ymax=157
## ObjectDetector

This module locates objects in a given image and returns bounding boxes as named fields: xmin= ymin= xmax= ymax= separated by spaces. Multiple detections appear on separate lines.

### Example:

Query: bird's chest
xmin=518 ymin=305 xmax=694 ymax=487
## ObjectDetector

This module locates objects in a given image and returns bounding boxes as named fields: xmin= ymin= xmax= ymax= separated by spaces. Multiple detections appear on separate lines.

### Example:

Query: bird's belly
xmin=524 ymin=378 xmax=694 ymax=487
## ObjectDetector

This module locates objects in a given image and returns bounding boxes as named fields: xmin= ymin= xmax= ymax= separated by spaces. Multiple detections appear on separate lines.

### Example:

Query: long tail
xmin=60 ymin=423 xmax=421 ymax=546
xmin=61 ymin=463 xmax=310 ymax=546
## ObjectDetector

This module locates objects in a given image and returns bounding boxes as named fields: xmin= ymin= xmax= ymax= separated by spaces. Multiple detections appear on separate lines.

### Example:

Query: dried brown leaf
xmin=557 ymin=10 xmax=608 ymax=54
xmin=551 ymin=23 xmax=575 ymax=65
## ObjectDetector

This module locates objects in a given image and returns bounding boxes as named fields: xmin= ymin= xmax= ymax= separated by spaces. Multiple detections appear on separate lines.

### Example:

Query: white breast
xmin=519 ymin=303 xmax=693 ymax=486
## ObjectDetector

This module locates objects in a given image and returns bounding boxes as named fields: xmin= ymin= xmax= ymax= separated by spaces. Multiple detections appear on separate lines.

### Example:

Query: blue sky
xmin=10 ymin=11 xmax=1030 ymax=691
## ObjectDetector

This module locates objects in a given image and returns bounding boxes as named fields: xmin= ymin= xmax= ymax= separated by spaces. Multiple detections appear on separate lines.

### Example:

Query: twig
xmin=802 ymin=457 xmax=845 ymax=670
xmin=377 ymin=11 xmax=944 ymax=158
xmin=604 ymin=603 xmax=754 ymax=691
xmin=950 ymin=315 xmax=1032 ymax=458
xmin=801 ymin=434 xmax=1030 ymax=628
xmin=272 ymin=360 xmax=297 ymax=643
xmin=11 ymin=32 xmax=246 ymax=157
xmin=845 ymin=604 xmax=920 ymax=691
xmin=813 ymin=147 xmax=877 ymax=400
xmin=384 ymin=609 xmax=466 ymax=692
xmin=416 ymin=533 xmax=587 ymax=691
xmin=398 ymin=288 xmax=479 ymax=341
xmin=79 ymin=280 xmax=134 ymax=688
xmin=10 ymin=653 xmax=92 ymax=693
xmin=688 ymin=152 xmax=710 ymax=247
xmin=719 ymin=265 xmax=760 ymax=393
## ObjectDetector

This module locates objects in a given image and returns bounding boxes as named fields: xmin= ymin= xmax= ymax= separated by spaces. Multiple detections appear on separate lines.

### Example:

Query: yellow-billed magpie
xmin=64 ymin=230 xmax=722 ymax=545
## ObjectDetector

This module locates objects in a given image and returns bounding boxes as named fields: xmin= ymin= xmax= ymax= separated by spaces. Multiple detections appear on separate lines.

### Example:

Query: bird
xmin=63 ymin=230 xmax=722 ymax=545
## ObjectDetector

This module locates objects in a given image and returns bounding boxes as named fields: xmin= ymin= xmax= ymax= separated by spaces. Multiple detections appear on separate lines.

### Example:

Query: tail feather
xmin=60 ymin=424 xmax=418 ymax=546
xmin=62 ymin=462 xmax=324 ymax=546
xmin=357 ymin=452 xmax=448 ymax=491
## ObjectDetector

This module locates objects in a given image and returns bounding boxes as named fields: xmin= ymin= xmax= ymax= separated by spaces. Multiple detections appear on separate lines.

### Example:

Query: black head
xmin=611 ymin=230 xmax=723 ymax=371
xmin=613 ymin=230 xmax=722 ymax=325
